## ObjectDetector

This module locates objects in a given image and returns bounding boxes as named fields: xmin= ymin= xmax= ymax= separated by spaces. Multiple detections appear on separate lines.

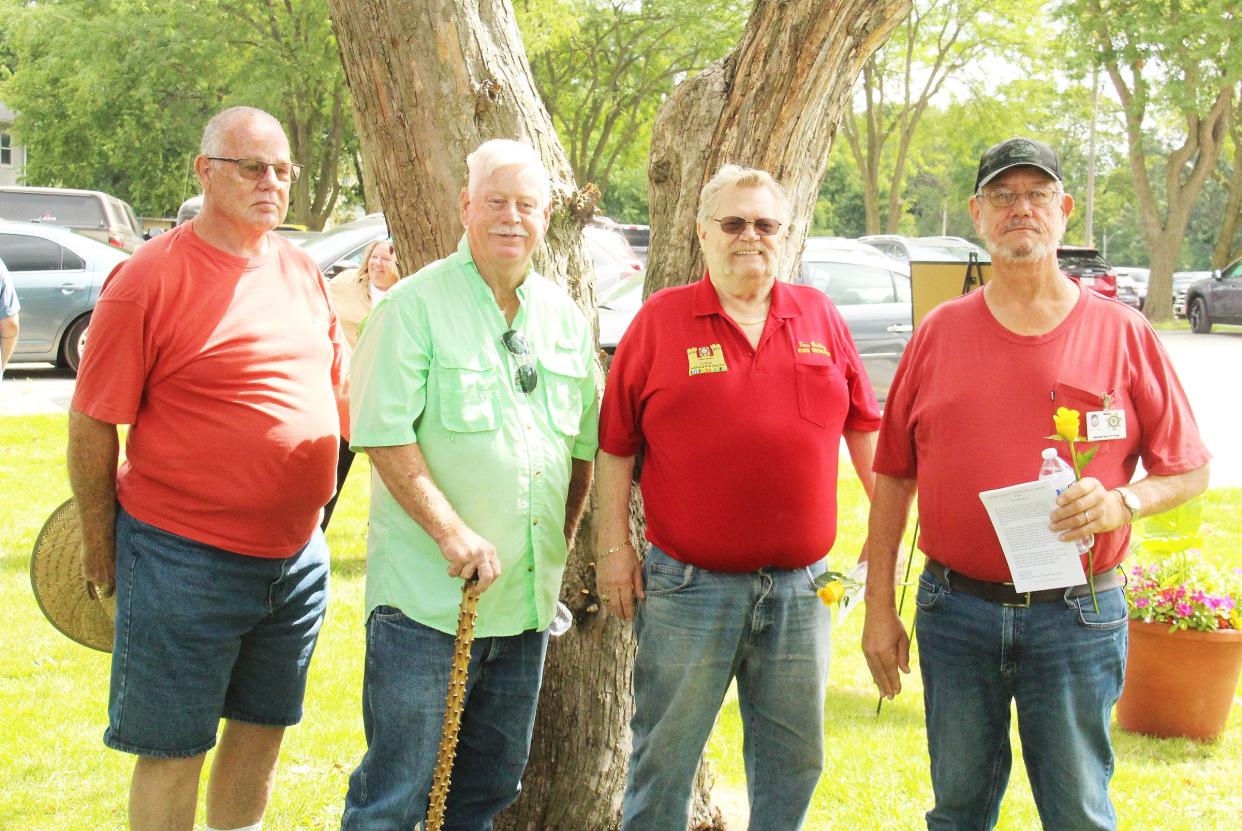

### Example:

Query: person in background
xmin=0 ymin=257 xmax=20 ymax=377
xmin=321 ymin=238 xmax=402 ymax=530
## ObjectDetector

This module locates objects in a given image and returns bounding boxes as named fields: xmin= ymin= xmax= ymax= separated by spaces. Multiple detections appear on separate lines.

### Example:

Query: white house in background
xmin=0 ymin=102 xmax=28 ymax=186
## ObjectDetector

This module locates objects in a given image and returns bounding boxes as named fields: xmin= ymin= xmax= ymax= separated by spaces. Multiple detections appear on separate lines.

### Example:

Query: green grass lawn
xmin=2 ymin=413 xmax=1239 ymax=829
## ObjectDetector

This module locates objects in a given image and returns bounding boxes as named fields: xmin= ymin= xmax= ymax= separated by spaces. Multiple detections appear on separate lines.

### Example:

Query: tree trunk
xmin=327 ymin=1 xmax=906 ymax=828
xmin=646 ymin=0 xmax=910 ymax=294
xmin=1211 ymin=105 xmax=1242 ymax=270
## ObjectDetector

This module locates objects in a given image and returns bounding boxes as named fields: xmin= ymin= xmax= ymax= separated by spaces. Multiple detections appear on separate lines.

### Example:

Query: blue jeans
xmin=340 ymin=607 xmax=549 ymax=831
xmin=915 ymin=566 xmax=1128 ymax=831
xmin=107 ymin=508 xmax=329 ymax=757
xmin=621 ymin=546 xmax=831 ymax=831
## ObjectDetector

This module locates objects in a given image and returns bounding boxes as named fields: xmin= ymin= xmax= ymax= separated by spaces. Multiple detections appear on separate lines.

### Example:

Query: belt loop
xmin=942 ymin=565 xmax=953 ymax=592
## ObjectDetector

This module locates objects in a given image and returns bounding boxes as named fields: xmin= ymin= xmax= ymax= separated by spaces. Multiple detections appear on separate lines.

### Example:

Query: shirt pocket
xmin=794 ymin=352 xmax=846 ymax=427
xmin=538 ymin=344 xmax=588 ymax=436
xmin=1053 ymin=380 xmax=1110 ymax=411
xmin=436 ymin=350 xmax=501 ymax=433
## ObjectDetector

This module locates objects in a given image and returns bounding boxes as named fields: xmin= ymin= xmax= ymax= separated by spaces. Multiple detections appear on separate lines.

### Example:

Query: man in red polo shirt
xmin=596 ymin=164 xmax=880 ymax=829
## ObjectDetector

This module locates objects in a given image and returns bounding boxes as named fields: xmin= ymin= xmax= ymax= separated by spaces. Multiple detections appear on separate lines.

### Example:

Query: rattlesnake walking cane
xmin=422 ymin=580 xmax=481 ymax=831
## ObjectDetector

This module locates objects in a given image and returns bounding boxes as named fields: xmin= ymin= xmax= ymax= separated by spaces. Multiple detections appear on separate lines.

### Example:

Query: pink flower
xmin=1135 ymin=596 xmax=1151 ymax=608
xmin=1175 ymin=602 xmax=1193 ymax=617
xmin=1191 ymin=590 xmax=1208 ymax=604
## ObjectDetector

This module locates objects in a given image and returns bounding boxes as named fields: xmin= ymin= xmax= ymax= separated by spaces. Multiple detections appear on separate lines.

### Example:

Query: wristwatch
xmin=1114 ymin=486 xmax=1141 ymax=525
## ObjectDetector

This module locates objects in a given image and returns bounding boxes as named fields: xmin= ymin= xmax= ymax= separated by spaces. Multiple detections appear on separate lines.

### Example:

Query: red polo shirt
xmin=600 ymin=275 xmax=881 ymax=571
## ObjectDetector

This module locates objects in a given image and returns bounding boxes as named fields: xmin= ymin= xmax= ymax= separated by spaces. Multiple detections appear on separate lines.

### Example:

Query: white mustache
xmin=1004 ymin=220 xmax=1040 ymax=232
xmin=489 ymin=226 xmax=529 ymax=237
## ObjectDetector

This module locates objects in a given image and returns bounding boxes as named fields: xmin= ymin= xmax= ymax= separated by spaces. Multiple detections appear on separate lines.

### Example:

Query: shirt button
xmin=532 ymin=518 xmax=540 ymax=526
xmin=528 ymin=565 xmax=534 ymax=572
xmin=534 ymin=470 xmax=542 ymax=478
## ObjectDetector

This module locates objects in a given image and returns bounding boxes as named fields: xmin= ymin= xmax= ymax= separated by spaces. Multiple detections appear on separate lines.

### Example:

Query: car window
xmin=894 ymin=272 xmax=911 ymax=302
xmin=802 ymin=261 xmax=897 ymax=305
xmin=1058 ymin=252 xmax=1110 ymax=270
xmin=1221 ymin=260 xmax=1242 ymax=281
xmin=0 ymin=233 xmax=85 ymax=270
xmin=0 ymin=192 xmax=108 ymax=229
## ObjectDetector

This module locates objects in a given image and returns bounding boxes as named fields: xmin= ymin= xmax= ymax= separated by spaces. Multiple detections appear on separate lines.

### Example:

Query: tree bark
xmin=327 ymin=1 xmax=906 ymax=828
xmin=1211 ymin=97 xmax=1242 ymax=270
xmin=646 ymin=0 xmax=910 ymax=295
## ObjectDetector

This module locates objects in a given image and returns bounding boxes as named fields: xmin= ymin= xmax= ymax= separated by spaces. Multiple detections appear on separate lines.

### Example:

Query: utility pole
xmin=1085 ymin=63 xmax=1098 ymax=248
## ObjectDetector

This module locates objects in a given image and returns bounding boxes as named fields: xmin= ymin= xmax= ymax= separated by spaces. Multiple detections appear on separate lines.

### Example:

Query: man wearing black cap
xmin=860 ymin=137 xmax=1211 ymax=829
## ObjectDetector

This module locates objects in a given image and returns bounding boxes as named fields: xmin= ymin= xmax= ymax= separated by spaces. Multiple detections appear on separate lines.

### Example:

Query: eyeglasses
xmin=207 ymin=156 xmax=303 ymax=183
xmin=501 ymin=329 xmax=539 ymax=394
xmin=976 ymin=186 xmax=1059 ymax=208
xmin=712 ymin=216 xmax=782 ymax=236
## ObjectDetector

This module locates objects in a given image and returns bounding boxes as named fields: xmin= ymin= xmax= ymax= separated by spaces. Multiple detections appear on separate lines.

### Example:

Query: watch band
xmin=1114 ymin=486 xmax=1140 ymax=524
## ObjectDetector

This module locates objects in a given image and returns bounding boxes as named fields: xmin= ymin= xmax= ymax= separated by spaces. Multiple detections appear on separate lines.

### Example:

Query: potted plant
xmin=1116 ymin=547 xmax=1242 ymax=741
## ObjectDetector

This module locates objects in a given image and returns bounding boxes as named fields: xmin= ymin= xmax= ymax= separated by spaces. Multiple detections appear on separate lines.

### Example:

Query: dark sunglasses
xmin=713 ymin=216 xmax=782 ymax=236
xmin=501 ymin=329 xmax=539 ymax=395
xmin=207 ymin=156 xmax=303 ymax=183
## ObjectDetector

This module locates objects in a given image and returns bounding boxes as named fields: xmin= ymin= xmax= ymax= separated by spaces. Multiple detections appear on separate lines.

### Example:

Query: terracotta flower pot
xmin=1116 ymin=619 xmax=1242 ymax=741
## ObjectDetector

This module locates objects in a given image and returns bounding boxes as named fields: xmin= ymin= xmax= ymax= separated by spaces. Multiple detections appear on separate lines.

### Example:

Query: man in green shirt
xmin=340 ymin=139 xmax=598 ymax=831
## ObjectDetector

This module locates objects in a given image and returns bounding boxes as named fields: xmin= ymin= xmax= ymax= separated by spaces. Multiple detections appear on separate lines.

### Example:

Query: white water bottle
xmin=1039 ymin=447 xmax=1093 ymax=553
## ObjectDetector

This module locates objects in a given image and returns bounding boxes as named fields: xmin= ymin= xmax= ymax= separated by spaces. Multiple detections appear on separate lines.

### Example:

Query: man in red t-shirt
xmin=862 ymin=138 xmax=1210 ymax=830
xmin=597 ymin=165 xmax=880 ymax=830
xmin=67 ymin=107 xmax=347 ymax=831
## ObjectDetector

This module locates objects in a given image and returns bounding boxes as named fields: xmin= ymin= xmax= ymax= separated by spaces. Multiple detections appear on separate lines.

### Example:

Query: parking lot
xmin=3 ymin=328 xmax=1238 ymax=486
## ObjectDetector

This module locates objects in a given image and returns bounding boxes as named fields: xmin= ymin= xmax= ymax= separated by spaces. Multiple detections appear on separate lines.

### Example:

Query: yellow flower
xmin=817 ymin=582 xmax=845 ymax=606
xmin=1053 ymin=407 xmax=1081 ymax=442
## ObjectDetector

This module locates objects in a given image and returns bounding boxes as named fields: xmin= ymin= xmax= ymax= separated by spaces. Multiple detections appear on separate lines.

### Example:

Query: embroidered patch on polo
xmin=797 ymin=340 xmax=831 ymax=357
xmin=687 ymin=343 xmax=728 ymax=375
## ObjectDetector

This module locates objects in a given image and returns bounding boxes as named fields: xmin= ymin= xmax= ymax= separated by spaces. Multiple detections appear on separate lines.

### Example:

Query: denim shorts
xmin=105 ymin=507 xmax=329 ymax=758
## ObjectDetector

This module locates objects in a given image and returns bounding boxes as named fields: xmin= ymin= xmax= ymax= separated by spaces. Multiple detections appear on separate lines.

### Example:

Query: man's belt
xmin=925 ymin=559 xmax=1124 ymax=607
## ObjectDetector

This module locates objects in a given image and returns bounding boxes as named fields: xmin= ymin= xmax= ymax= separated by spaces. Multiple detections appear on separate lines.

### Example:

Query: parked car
xmin=860 ymin=234 xmax=991 ymax=263
xmin=1184 ymin=258 xmax=1242 ymax=333
xmin=300 ymin=213 xmax=389 ymax=276
xmin=0 ymin=185 xmax=146 ymax=251
xmin=585 ymin=223 xmax=643 ymax=295
xmin=599 ymin=236 xmax=912 ymax=402
xmin=1057 ymin=246 xmax=1117 ymax=299
xmin=1114 ymin=266 xmax=1150 ymax=309
xmin=619 ymin=223 xmax=650 ymax=265
xmin=1172 ymin=270 xmax=1213 ymax=318
xmin=0 ymin=219 xmax=128 ymax=371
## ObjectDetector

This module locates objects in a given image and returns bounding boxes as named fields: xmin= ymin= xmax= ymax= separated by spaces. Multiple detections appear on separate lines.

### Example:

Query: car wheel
xmin=1188 ymin=297 xmax=1212 ymax=335
xmin=63 ymin=313 xmax=91 ymax=373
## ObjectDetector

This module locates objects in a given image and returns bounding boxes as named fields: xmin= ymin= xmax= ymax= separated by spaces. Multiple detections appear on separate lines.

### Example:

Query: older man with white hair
xmin=340 ymin=139 xmax=598 ymax=831
xmin=596 ymin=164 xmax=880 ymax=830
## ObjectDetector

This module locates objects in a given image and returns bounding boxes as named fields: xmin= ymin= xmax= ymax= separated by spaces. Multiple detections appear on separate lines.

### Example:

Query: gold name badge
xmin=797 ymin=340 xmax=831 ymax=357
xmin=687 ymin=343 xmax=729 ymax=376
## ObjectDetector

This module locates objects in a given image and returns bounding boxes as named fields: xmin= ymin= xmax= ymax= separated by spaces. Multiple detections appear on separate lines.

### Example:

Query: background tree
xmin=840 ymin=0 xmax=1039 ymax=234
xmin=0 ymin=0 xmax=355 ymax=227
xmin=520 ymin=0 xmax=746 ymax=216
xmin=1210 ymin=93 xmax=1242 ymax=268
xmin=326 ymin=0 xmax=909 ymax=827
xmin=1060 ymin=0 xmax=1241 ymax=320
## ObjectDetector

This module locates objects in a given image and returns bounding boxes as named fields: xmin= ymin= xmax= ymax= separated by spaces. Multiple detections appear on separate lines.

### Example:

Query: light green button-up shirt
xmin=349 ymin=236 xmax=599 ymax=636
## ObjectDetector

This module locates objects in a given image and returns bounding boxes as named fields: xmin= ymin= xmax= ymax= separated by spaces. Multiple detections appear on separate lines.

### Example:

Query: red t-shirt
xmin=600 ymin=275 xmax=881 ymax=571
xmin=72 ymin=223 xmax=347 ymax=557
xmin=875 ymin=287 xmax=1211 ymax=581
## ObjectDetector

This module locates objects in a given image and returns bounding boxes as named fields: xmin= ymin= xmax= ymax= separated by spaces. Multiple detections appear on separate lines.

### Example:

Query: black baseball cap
xmin=974 ymin=138 xmax=1062 ymax=191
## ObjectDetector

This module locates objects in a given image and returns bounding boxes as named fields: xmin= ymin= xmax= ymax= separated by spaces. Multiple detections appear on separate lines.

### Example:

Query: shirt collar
xmin=691 ymin=271 xmax=801 ymax=319
xmin=458 ymin=234 xmax=531 ymax=303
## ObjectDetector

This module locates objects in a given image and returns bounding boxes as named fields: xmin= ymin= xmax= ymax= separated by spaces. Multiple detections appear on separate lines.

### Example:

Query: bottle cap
xmin=1041 ymin=448 xmax=1057 ymax=459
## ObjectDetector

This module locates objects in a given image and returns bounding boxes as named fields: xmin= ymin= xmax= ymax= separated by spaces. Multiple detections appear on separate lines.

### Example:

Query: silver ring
xmin=1084 ymin=509 xmax=1092 ymax=524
